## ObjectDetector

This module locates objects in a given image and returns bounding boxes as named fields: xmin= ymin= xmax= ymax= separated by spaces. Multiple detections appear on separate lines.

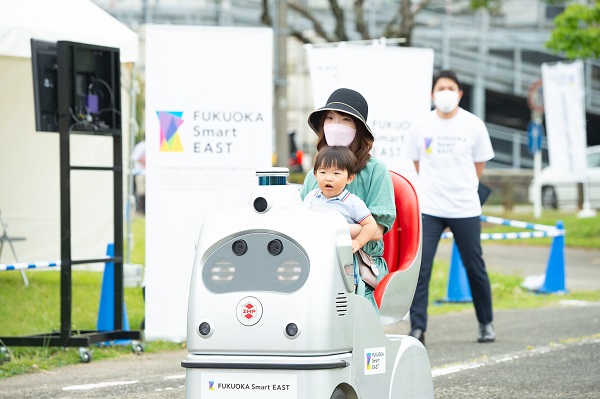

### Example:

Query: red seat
xmin=374 ymin=171 xmax=422 ymax=325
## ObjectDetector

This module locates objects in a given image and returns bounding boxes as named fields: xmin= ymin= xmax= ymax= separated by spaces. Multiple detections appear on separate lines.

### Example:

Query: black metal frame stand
xmin=0 ymin=43 xmax=142 ymax=359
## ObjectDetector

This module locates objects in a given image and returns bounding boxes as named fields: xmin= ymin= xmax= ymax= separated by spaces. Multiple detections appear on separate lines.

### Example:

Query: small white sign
xmin=306 ymin=45 xmax=434 ymax=182
xmin=200 ymin=371 xmax=297 ymax=398
xmin=364 ymin=347 xmax=386 ymax=375
xmin=541 ymin=60 xmax=587 ymax=181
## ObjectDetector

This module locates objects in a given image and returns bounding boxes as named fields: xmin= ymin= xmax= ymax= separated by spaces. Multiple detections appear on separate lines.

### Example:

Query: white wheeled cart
xmin=182 ymin=168 xmax=433 ymax=398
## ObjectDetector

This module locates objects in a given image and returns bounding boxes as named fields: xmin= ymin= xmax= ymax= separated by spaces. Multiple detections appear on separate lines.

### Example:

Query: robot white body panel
xmin=183 ymin=170 xmax=434 ymax=398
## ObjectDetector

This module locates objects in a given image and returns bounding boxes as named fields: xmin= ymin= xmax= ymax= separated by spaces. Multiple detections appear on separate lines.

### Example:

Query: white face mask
xmin=433 ymin=90 xmax=460 ymax=114
xmin=324 ymin=123 xmax=356 ymax=147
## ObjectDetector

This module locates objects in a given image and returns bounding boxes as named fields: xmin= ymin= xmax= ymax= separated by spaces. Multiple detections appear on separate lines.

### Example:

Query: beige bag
xmin=356 ymin=249 xmax=379 ymax=289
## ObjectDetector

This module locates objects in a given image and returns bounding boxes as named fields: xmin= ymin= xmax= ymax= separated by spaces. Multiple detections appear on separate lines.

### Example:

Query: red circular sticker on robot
xmin=236 ymin=296 xmax=263 ymax=326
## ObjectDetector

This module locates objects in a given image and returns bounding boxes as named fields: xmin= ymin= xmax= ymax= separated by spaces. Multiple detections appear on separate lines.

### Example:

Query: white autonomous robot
xmin=182 ymin=168 xmax=433 ymax=399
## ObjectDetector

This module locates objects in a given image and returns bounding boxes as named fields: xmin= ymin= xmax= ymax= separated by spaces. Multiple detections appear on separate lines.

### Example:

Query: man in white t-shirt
xmin=406 ymin=70 xmax=495 ymax=345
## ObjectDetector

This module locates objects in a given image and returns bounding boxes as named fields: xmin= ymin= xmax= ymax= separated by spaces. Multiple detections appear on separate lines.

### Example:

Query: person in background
xmin=303 ymin=145 xmax=379 ymax=289
xmin=406 ymin=70 xmax=496 ymax=345
xmin=300 ymin=88 xmax=395 ymax=310
xmin=131 ymin=140 xmax=146 ymax=214
xmin=288 ymin=130 xmax=304 ymax=173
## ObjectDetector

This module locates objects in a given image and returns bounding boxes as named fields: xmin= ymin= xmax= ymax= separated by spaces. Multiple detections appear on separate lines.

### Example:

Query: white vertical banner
xmin=144 ymin=25 xmax=273 ymax=341
xmin=305 ymin=45 xmax=434 ymax=181
xmin=541 ymin=60 xmax=587 ymax=180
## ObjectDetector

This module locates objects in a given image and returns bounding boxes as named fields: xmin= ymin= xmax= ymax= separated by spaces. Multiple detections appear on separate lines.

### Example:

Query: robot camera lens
xmin=232 ymin=240 xmax=248 ymax=256
xmin=285 ymin=323 xmax=298 ymax=337
xmin=253 ymin=197 xmax=268 ymax=213
xmin=267 ymin=239 xmax=283 ymax=256
xmin=199 ymin=322 xmax=211 ymax=336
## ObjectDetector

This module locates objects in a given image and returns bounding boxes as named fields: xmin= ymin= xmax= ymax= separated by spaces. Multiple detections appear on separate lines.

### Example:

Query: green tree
xmin=462 ymin=0 xmax=599 ymax=59
xmin=260 ymin=0 xmax=433 ymax=46
xmin=469 ymin=0 xmax=503 ymax=14
xmin=545 ymin=1 xmax=600 ymax=59
xmin=260 ymin=1 xmax=508 ymax=46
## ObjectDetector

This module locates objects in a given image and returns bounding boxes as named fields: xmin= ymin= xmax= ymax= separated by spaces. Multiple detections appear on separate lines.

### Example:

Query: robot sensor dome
xmin=255 ymin=167 xmax=289 ymax=186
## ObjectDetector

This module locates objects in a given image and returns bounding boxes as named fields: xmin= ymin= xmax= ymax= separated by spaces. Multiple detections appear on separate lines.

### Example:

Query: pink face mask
xmin=324 ymin=123 xmax=357 ymax=147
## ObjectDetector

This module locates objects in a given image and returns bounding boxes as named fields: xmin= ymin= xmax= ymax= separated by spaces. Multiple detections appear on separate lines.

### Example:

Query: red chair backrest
xmin=375 ymin=171 xmax=421 ymax=310
xmin=382 ymin=171 xmax=420 ymax=273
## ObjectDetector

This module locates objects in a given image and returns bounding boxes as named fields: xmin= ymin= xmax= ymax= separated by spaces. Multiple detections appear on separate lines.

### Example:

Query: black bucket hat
xmin=308 ymin=88 xmax=373 ymax=139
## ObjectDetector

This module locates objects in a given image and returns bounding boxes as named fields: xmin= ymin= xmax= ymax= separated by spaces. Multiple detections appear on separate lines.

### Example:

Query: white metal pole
xmin=274 ymin=0 xmax=289 ymax=167
xmin=532 ymin=112 xmax=543 ymax=219
xmin=577 ymin=177 xmax=597 ymax=218
xmin=125 ymin=65 xmax=140 ymax=265
xmin=533 ymin=149 xmax=542 ymax=219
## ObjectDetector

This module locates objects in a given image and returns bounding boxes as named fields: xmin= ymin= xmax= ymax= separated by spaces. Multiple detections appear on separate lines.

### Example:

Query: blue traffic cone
xmin=441 ymin=242 xmax=473 ymax=303
xmin=97 ymin=243 xmax=130 ymax=344
xmin=537 ymin=220 xmax=567 ymax=294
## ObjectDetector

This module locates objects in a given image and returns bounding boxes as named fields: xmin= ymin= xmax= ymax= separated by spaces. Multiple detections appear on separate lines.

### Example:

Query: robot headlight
xmin=209 ymin=259 xmax=235 ymax=283
xmin=275 ymin=260 xmax=302 ymax=282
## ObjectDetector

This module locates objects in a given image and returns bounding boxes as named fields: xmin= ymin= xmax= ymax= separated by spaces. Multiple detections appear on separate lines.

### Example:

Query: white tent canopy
xmin=0 ymin=0 xmax=138 ymax=62
xmin=0 ymin=0 xmax=139 ymax=265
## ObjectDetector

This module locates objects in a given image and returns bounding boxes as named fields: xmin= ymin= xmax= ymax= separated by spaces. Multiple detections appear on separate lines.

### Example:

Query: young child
xmin=303 ymin=145 xmax=379 ymax=288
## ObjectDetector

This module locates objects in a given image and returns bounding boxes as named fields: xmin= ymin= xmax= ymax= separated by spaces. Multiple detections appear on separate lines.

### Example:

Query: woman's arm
xmin=350 ymin=219 xmax=383 ymax=242
xmin=371 ymin=224 xmax=384 ymax=241
xmin=355 ymin=158 xmax=396 ymax=240
xmin=352 ymin=215 xmax=378 ymax=252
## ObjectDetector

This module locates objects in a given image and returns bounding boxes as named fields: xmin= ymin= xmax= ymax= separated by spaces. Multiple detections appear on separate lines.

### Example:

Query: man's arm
xmin=475 ymin=162 xmax=486 ymax=179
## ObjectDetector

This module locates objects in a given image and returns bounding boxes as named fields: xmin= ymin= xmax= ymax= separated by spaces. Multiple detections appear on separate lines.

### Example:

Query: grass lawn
xmin=1 ymin=210 xmax=599 ymax=379
xmin=480 ymin=208 xmax=600 ymax=249
xmin=0 ymin=214 xmax=184 ymax=379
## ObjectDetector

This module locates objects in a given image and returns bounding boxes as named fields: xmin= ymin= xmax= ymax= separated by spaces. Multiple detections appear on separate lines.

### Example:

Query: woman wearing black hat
xmin=299 ymin=88 xmax=396 ymax=310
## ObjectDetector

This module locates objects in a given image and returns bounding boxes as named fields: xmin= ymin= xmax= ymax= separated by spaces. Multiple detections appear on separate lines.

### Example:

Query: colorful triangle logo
xmin=157 ymin=111 xmax=184 ymax=152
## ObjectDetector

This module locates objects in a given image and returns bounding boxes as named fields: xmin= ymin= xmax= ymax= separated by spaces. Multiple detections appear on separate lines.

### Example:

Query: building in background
xmin=92 ymin=0 xmax=600 ymax=171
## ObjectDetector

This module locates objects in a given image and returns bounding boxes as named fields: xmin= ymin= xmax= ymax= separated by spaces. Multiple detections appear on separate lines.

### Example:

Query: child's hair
xmin=313 ymin=146 xmax=357 ymax=176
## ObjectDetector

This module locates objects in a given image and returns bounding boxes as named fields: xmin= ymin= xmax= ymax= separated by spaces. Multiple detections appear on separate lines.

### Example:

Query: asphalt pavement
xmin=1 ymin=301 xmax=598 ymax=399
xmin=1 ymin=238 xmax=598 ymax=398
xmin=384 ymin=303 xmax=600 ymax=399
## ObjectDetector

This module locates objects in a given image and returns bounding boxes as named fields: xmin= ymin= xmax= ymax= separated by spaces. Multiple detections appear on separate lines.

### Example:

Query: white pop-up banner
xmin=144 ymin=25 xmax=273 ymax=341
xmin=541 ymin=60 xmax=587 ymax=180
xmin=305 ymin=44 xmax=434 ymax=181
